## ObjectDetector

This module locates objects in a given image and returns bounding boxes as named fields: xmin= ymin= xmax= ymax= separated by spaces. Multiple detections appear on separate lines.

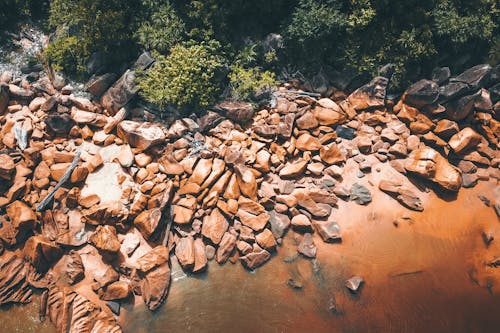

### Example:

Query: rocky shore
xmin=0 ymin=61 xmax=498 ymax=332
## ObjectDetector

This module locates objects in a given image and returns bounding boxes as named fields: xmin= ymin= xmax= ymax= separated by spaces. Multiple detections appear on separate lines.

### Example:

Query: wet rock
xmin=24 ymin=236 xmax=62 ymax=272
xmin=0 ymin=255 xmax=32 ymax=305
xmin=202 ymin=208 xmax=229 ymax=244
xmin=405 ymin=147 xmax=462 ymax=192
xmin=347 ymin=76 xmax=387 ymax=110
xmin=239 ymin=249 xmax=271 ymax=270
xmin=452 ymin=64 xmax=492 ymax=90
xmin=379 ymin=180 xmax=424 ymax=211
xmin=101 ymin=69 xmax=138 ymax=115
xmin=403 ymin=79 xmax=439 ymax=107
xmin=213 ymin=101 xmax=254 ymax=123
xmin=90 ymin=225 xmax=121 ymax=253
xmin=216 ymin=232 xmax=237 ymax=264
xmin=448 ymin=127 xmax=482 ymax=154
xmin=134 ymin=208 xmax=163 ymax=240
xmin=103 ymin=281 xmax=132 ymax=301
xmin=117 ymin=120 xmax=166 ymax=150
xmin=345 ymin=276 xmax=364 ymax=293
xmin=313 ymin=220 xmax=341 ymax=243
xmin=66 ymin=250 xmax=84 ymax=285
xmin=255 ymin=229 xmax=276 ymax=251
xmin=298 ymin=233 xmax=317 ymax=258
xmin=349 ymin=183 xmax=372 ymax=205
xmin=269 ymin=210 xmax=291 ymax=238
xmin=193 ymin=238 xmax=207 ymax=273
xmin=176 ymin=236 xmax=195 ymax=269
xmin=137 ymin=246 xmax=169 ymax=273
xmin=141 ymin=262 xmax=170 ymax=311
xmin=44 ymin=114 xmax=75 ymax=137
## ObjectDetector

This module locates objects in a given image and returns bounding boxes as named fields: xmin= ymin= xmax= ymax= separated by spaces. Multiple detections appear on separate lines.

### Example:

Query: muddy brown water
xmin=1 ymin=176 xmax=499 ymax=333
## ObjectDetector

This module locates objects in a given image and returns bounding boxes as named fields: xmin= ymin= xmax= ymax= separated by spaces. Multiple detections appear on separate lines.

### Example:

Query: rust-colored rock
xmin=0 ymin=154 xmax=15 ymax=180
xmin=90 ymin=225 xmax=121 ymax=253
xmin=117 ymin=120 xmax=166 ymax=150
xmin=134 ymin=208 xmax=163 ymax=240
xmin=176 ymin=236 xmax=195 ymax=269
xmin=320 ymin=144 xmax=345 ymax=165
xmin=216 ymin=232 xmax=237 ymax=264
xmin=102 ymin=281 xmax=132 ymax=301
xmin=24 ymin=235 xmax=62 ymax=272
xmin=202 ymin=208 xmax=229 ymax=245
xmin=448 ymin=127 xmax=482 ymax=154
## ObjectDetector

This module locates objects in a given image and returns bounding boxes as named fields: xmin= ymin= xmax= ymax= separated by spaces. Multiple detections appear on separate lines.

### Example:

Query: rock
xmin=117 ymin=120 xmax=166 ymax=150
xmin=90 ymin=225 xmax=121 ymax=253
xmin=277 ymin=113 xmax=295 ymax=139
xmin=434 ymin=119 xmax=459 ymax=139
xmin=279 ymin=159 xmax=308 ymax=178
xmin=175 ymin=236 xmax=195 ymax=269
xmin=296 ymin=111 xmax=318 ymax=129
xmin=0 ymin=154 xmax=15 ymax=180
xmin=298 ymin=233 xmax=316 ymax=258
xmin=313 ymin=220 xmax=341 ymax=242
xmin=216 ymin=232 xmax=237 ymax=264
xmin=291 ymin=214 xmax=311 ymax=229
xmin=349 ymin=183 xmax=372 ymax=205
xmin=452 ymin=64 xmax=492 ymax=90
xmin=239 ymin=249 xmax=271 ymax=270
xmin=312 ymin=102 xmax=346 ymax=126
xmin=116 ymin=144 xmax=134 ymax=167
xmin=357 ymin=136 xmax=372 ymax=154
xmin=295 ymin=133 xmax=322 ymax=151
xmin=141 ymin=262 xmax=170 ymax=311
xmin=102 ymin=281 xmax=132 ymax=301
xmin=0 ymin=84 xmax=8 ymax=114
xmin=6 ymin=200 xmax=36 ymax=234
xmin=121 ymin=233 xmax=141 ymax=257
xmin=405 ymin=147 xmax=462 ymax=192
xmin=213 ymin=101 xmax=254 ymax=123
xmin=438 ymin=81 xmax=470 ymax=102
xmin=237 ymin=209 xmax=269 ymax=232
xmin=320 ymin=144 xmax=345 ymax=165
xmin=24 ymin=236 xmax=62 ymax=272
xmin=202 ymin=208 xmax=229 ymax=244
xmin=101 ymin=69 xmax=138 ymax=115
xmin=9 ymin=84 xmax=34 ymax=99
xmin=0 ymin=255 xmax=32 ymax=305
xmin=432 ymin=67 xmax=451 ymax=84
xmin=137 ymin=246 xmax=169 ymax=273
xmin=379 ymin=180 xmax=424 ymax=211
xmin=193 ymin=238 xmax=207 ymax=273
xmin=255 ymin=229 xmax=276 ymax=251
xmin=81 ymin=201 xmax=128 ymax=226
xmin=445 ymin=93 xmax=479 ymax=121
xmin=403 ymin=79 xmax=439 ymax=107
xmin=336 ymin=125 xmax=356 ymax=140
xmin=269 ymin=211 xmax=291 ymax=238
xmin=462 ymin=173 xmax=479 ymax=188
xmin=345 ymin=276 xmax=364 ymax=293
xmin=172 ymin=205 xmax=194 ymax=225
xmin=66 ymin=250 xmax=84 ymax=285
xmin=158 ymin=154 xmax=184 ymax=175
xmin=292 ymin=189 xmax=330 ymax=218
xmin=448 ymin=128 xmax=482 ymax=154
xmin=347 ymin=76 xmax=387 ymax=110
xmin=71 ymin=108 xmax=107 ymax=127
xmin=86 ymin=73 xmax=117 ymax=97
xmin=134 ymin=208 xmax=163 ymax=240
xmin=234 ymin=165 xmax=258 ymax=199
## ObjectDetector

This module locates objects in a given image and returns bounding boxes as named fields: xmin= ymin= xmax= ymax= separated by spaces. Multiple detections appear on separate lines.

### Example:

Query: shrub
xmin=228 ymin=65 xmax=278 ymax=102
xmin=137 ymin=40 xmax=226 ymax=110
xmin=43 ymin=35 xmax=88 ymax=76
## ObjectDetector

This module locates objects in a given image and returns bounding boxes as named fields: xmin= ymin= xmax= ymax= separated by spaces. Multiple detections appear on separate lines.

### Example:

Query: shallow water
xmin=1 ymin=176 xmax=499 ymax=333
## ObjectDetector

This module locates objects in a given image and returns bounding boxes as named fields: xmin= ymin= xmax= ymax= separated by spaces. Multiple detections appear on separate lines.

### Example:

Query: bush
xmin=228 ymin=65 xmax=278 ymax=102
xmin=43 ymin=35 xmax=88 ymax=76
xmin=137 ymin=40 xmax=226 ymax=110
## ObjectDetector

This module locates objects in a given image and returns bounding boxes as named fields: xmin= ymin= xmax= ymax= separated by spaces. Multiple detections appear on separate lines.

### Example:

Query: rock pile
xmin=0 ymin=62 xmax=497 ymax=331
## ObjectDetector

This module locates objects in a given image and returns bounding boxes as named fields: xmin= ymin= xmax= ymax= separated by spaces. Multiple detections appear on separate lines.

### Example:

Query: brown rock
xmin=0 ymin=154 xmax=15 ymax=180
xmin=296 ymin=111 xmax=319 ymax=130
xmin=90 ymin=225 xmax=121 ymax=253
xmin=379 ymin=180 xmax=424 ymax=211
xmin=101 ymin=69 xmax=138 ymax=115
xmin=134 ymin=208 xmax=163 ymax=240
xmin=137 ymin=246 xmax=170 ymax=273
xmin=313 ymin=220 xmax=341 ymax=242
xmin=70 ymin=166 xmax=89 ymax=183
xmin=434 ymin=119 xmax=459 ymax=139
xmin=66 ymin=250 xmax=84 ymax=284
xmin=158 ymin=154 xmax=184 ymax=175
xmin=102 ymin=281 xmax=132 ymax=301
xmin=320 ymin=144 xmax=345 ymax=165
xmin=189 ymin=158 xmax=213 ymax=185
xmin=193 ymin=238 xmax=207 ymax=273
xmin=6 ymin=200 xmax=36 ymax=233
xmin=117 ymin=120 xmax=166 ymax=150
xmin=312 ymin=104 xmax=346 ymax=126
xmin=297 ymin=233 xmax=317 ymax=258
xmin=141 ymin=262 xmax=170 ymax=311
xmin=405 ymin=147 xmax=462 ymax=191
xmin=239 ymin=249 xmax=271 ymax=270
xmin=175 ymin=236 xmax=195 ymax=269
xmin=291 ymin=214 xmax=311 ymax=228
xmin=237 ymin=209 xmax=269 ymax=232
xmin=81 ymin=201 xmax=128 ymax=226
xmin=448 ymin=128 xmax=482 ymax=154
xmin=116 ymin=144 xmax=134 ymax=167
xmin=24 ymin=236 xmax=62 ymax=272
xmin=216 ymin=232 xmax=237 ymax=264
xmin=172 ymin=205 xmax=194 ymax=225
xmin=295 ymin=133 xmax=322 ymax=151
xmin=71 ymin=108 xmax=107 ymax=127
xmin=279 ymin=159 xmax=308 ymax=178
xmin=255 ymin=229 xmax=276 ymax=251
xmin=347 ymin=76 xmax=387 ymax=110
xmin=201 ymin=208 xmax=229 ymax=245
xmin=292 ymin=189 xmax=329 ymax=218
xmin=213 ymin=101 xmax=254 ymax=123
xmin=0 ymin=255 xmax=32 ymax=305
xmin=357 ymin=136 xmax=372 ymax=154
xmin=234 ymin=165 xmax=258 ymax=199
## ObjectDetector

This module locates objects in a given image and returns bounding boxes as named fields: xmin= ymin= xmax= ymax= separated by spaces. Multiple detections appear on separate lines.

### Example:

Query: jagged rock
xmin=216 ymin=232 xmax=237 ymax=264
xmin=176 ymin=236 xmax=195 ymax=269
xmin=172 ymin=205 xmax=194 ymax=225
xmin=403 ymin=79 xmax=439 ymax=107
xmin=445 ymin=92 xmax=479 ymax=121
xmin=296 ymin=111 xmax=319 ymax=130
xmin=103 ymin=281 xmax=132 ymax=301
xmin=6 ymin=200 xmax=37 ymax=234
xmin=448 ymin=127 xmax=482 ymax=154
xmin=94 ymin=267 xmax=120 ymax=288
xmin=213 ymin=101 xmax=254 ymax=123
xmin=0 ymin=254 xmax=32 ymax=305
xmin=320 ymin=144 xmax=345 ymax=165
xmin=0 ymin=154 xmax=15 ymax=180
xmin=193 ymin=238 xmax=207 ymax=273
xmin=279 ymin=159 xmax=308 ymax=178
xmin=86 ymin=73 xmax=118 ymax=97
xmin=405 ymin=146 xmax=462 ymax=192
xmin=142 ymin=262 xmax=170 ymax=311
xmin=237 ymin=209 xmax=269 ymax=232
xmin=434 ymin=119 xmax=459 ymax=139
xmin=67 ymin=250 xmax=84 ymax=285
xmin=239 ymin=249 xmax=271 ymax=270
xmin=71 ymin=108 xmax=107 ymax=127
xmin=313 ymin=220 xmax=341 ymax=242
xmin=269 ymin=210 xmax=291 ymax=238
xmin=101 ymin=69 xmax=138 ymax=116
xmin=432 ymin=67 xmax=451 ymax=84
xmin=90 ymin=225 xmax=121 ymax=253
xmin=295 ymin=133 xmax=322 ymax=151
xmin=312 ymin=100 xmax=346 ymax=125
xmin=117 ymin=120 xmax=166 ymax=150
xmin=438 ymin=81 xmax=470 ymax=102
xmin=202 ymin=208 xmax=229 ymax=244
xmin=452 ymin=64 xmax=492 ymax=90
xmin=134 ymin=208 xmax=163 ymax=240
xmin=81 ymin=201 xmax=128 ymax=226
xmin=347 ymin=76 xmax=387 ymax=110
xmin=291 ymin=214 xmax=311 ymax=228
xmin=292 ymin=189 xmax=330 ymax=218
xmin=379 ymin=180 xmax=424 ymax=211
xmin=345 ymin=276 xmax=364 ymax=293
xmin=137 ymin=246 xmax=169 ymax=273
xmin=298 ymin=233 xmax=317 ymax=258
xmin=0 ymin=84 xmax=8 ymax=114
xmin=255 ymin=229 xmax=276 ymax=251
xmin=349 ymin=183 xmax=372 ymax=205
xmin=24 ymin=236 xmax=62 ymax=272
xmin=158 ymin=154 xmax=184 ymax=175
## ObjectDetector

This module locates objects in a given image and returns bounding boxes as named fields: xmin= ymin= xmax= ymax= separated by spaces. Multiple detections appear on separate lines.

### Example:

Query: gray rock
xmin=452 ymin=64 xmax=492 ymax=90
xmin=445 ymin=92 xmax=479 ymax=121
xmin=269 ymin=210 xmax=291 ymax=239
xmin=345 ymin=276 xmax=364 ymax=293
xmin=297 ymin=233 xmax=317 ymax=258
xmin=431 ymin=67 xmax=451 ymax=85
xmin=404 ymin=79 xmax=439 ymax=107
xmin=438 ymin=81 xmax=470 ymax=102
xmin=101 ymin=69 xmax=138 ymax=116
xmin=314 ymin=220 xmax=341 ymax=243
xmin=86 ymin=73 xmax=118 ymax=98
xmin=349 ymin=183 xmax=372 ymax=205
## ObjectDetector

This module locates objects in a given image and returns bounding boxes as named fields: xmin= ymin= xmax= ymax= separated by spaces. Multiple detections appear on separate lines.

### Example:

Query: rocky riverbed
xmin=0 ymin=59 xmax=498 ymax=332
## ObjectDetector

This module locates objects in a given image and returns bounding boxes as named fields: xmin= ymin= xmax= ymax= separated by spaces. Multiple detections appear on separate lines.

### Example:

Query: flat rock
xmin=134 ymin=208 xmax=163 ymax=240
xmin=216 ymin=232 xmax=237 ymax=264
xmin=202 ymin=208 xmax=229 ymax=244
xmin=279 ymin=159 xmax=308 ymax=178
xmin=117 ymin=120 xmax=166 ymax=150
xmin=320 ymin=144 xmax=345 ymax=165
xmin=349 ymin=183 xmax=372 ymax=205
xmin=90 ymin=225 xmax=121 ymax=253
xmin=298 ymin=233 xmax=317 ymax=258
xmin=239 ymin=249 xmax=271 ymax=270
xmin=102 ymin=281 xmax=132 ymax=301
xmin=448 ymin=127 xmax=482 ymax=154
xmin=347 ymin=76 xmax=387 ymax=110
xmin=137 ymin=246 xmax=169 ymax=273
xmin=176 ymin=236 xmax=195 ymax=269
xmin=313 ymin=220 xmax=341 ymax=243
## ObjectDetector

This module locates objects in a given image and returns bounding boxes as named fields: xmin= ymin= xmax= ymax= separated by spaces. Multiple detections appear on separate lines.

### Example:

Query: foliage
xmin=228 ymin=65 xmax=278 ymax=102
xmin=0 ymin=0 xmax=49 ymax=31
xmin=43 ymin=35 xmax=87 ymax=76
xmin=136 ymin=41 xmax=226 ymax=110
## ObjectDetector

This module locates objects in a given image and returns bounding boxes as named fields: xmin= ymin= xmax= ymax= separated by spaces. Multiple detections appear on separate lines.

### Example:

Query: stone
xmin=141 ymin=262 xmax=170 ymax=311
xmin=23 ymin=236 xmax=62 ymax=272
xmin=239 ymin=249 xmax=271 ymax=270
xmin=234 ymin=165 xmax=258 ymax=199
xmin=202 ymin=208 xmax=229 ymax=244
xmin=405 ymin=147 xmax=462 ymax=192
xmin=66 ymin=250 xmax=84 ymax=285
xmin=277 ymin=113 xmax=295 ymax=139
xmin=432 ymin=67 xmax=451 ymax=84
xmin=71 ymin=109 xmax=107 ymax=127
xmin=101 ymin=69 xmax=138 ymax=115
xmin=81 ymin=201 xmax=128 ymax=226
xmin=213 ymin=101 xmax=254 ymax=123
xmin=336 ymin=126 xmax=356 ymax=140
xmin=172 ymin=205 xmax=194 ymax=225
xmin=6 ymin=201 xmax=36 ymax=234
xmin=237 ymin=209 xmax=269 ymax=232
xmin=379 ymin=180 xmax=424 ymax=211
xmin=357 ymin=136 xmax=372 ymax=154
xmin=117 ymin=121 xmax=166 ymax=150
xmin=347 ymin=76 xmax=387 ymax=110
xmin=176 ymin=236 xmax=195 ymax=269
xmin=9 ymin=84 xmax=34 ymax=99
xmin=452 ymin=64 xmax=492 ymax=90
xmin=193 ymin=238 xmax=207 ymax=273
xmin=86 ymin=73 xmax=117 ymax=97
xmin=349 ymin=183 xmax=372 ymax=205
xmin=345 ymin=276 xmax=364 ymax=293
xmin=445 ymin=93 xmax=479 ymax=121
xmin=403 ymin=79 xmax=439 ymax=107
xmin=0 ymin=84 xmax=8 ymax=114
xmin=102 ymin=281 xmax=132 ymax=301
xmin=158 ymin=154 xmax=184 ymax=175
xmin=116 ymin=144 xmax=134 ymax=167
xmin=295 ymin=133 xmax=322 ymax=151
xmin=90 ymin=225 xmax=121 ymax=253
xmin=137 ymin=246 xmax=170 ymax=273
xmin=255 ymin=229 xmax=276 ymax=251
xmin=448 ymin=128 xmax=482 ymax=154
xmin=189 ymin=158 xmax=213 ymax=185
xmin=320 ymin=144 xmax=345 ymax=165
xmin=216 ymin=232 xmax=237 ymax=264
xmin=298 ymin=233 xmax=316 ymax=258
xmin=434 ymin=119 xmax=459 ymax=139
xmin=313 ymin=220 xmax=341 ymax=242
xmin=296 ymin=111 xmax=318 ymax=130
xmin=279 ymin=159 xmax=308 ymax=178
xmin=134 ymin=208 xmax=163 ymax=240
xmin=312 ymin=104 xmax=346 ymax=126
xmin=269 ymin=211 xmax=291 ymax=238
xmin=292 ymin=189 xmax=329 ymax=218
xmin=462 ymin=174 xmax=479 ymax=188
xmin=122 ymin=232 xmax=141 ymax=257
xmin=291 ymin=214 xmax=311 ymax=228
xmin=0 ymin=154 xmax=15 ymax=180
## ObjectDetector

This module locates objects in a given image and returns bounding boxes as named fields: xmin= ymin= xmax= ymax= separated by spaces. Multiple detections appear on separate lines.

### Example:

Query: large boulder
xmin=451 ymin=64 xmax=492 ymax=90
xmin=347 ymin=76 xmax=387 ymax=110
xmin=101 ymin=69 xmax=138 ymax=115
xmin=403 ymin=79 xmax=439 ymax=108
xmin=448 ymin=127 xmax=482 ymax=155
xmin=117 ymin=120 xmax=166 ymax=150
xmin=212 ymin=101 xmax=254 ymax=123
xmin=85 ymin=73 xmax=118 ymax=98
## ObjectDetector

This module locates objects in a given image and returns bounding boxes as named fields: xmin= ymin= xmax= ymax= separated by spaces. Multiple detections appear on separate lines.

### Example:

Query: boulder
xmin=445 ymin=92 xmax=479 ymax=121
xmin=101 ymin=69 xmax=138 ymax=116
xmin=141 ymin=262 xmax=170 ymax=311
xmin=347 ymin=76 xmax=387 ymax=110
xmin=403 ymin=79 xmax=439 ymax=107
xmin=24 ymin=236 xmax=62 ymax=272
xmin=117 ymin=120 xmax=166 ymax=150
xmin=85 ymin=73 xmax=118 ymax=97
xmin=90 ymin=225 xmax=121 ymax=253
xmin=452 ymin=64 xmax=492 ymax=90
xmin=213 ymin=101 xmax=254 ymax=123
xmin=448 ymin=127 xmax=482 ymax=154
